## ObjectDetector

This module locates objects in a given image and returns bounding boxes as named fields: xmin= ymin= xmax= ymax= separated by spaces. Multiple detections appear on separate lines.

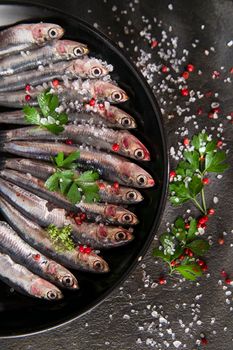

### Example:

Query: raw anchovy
xmin=0 ymin=142 xmax=154 ymax=188
xmin=0 ymin=105 xmax=137 ymax=130
xmin=0 ymin=250 xmax=63 ymax=300
xmin=0 ymin=58 xmax=111 ymax=91
xmin=0 ymin=169 xmax=139 ymax=225
xmin=0 ymin=124 xmax=150 ymax=161
xmin=0 ymin=80 xmax=128 ymax=108
xmin=0 ymin=39 xmax=89 ymax=76
xmin=82 ymin=103 xmax=137 ymax=129
xmin=0 ymin=221 xmax=79 ymax=289
xmin=0 ymin=23 xmax=64 ymax=57
xmin=0 ymin=197 xmax=109 ymax=273
xmin=1 ymin=158 xmax=144 ymax=204
xmin=0 ymin=178 xmax=133 ymax=249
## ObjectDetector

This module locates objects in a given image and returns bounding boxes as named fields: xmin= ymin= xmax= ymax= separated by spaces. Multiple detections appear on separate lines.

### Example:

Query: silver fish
xmin=0 ymin=80 xmax=128 ymax=108
xmin=0 ymin=105 xmax=137 ymax=130
xmin=0 ymin=124 xmax=150 ymax=161
xmin=0 ymin=23 xmax=64 ymax=57
xmin=0 ymin=197 xmax=109 ymax=273
xmin=1 ymin=158 xmax=144 ymax=204
xmin=0 ymin=178 xmax=133 ymax=249
xmin=1 ymin=142 xmax=154 ymax=188
xmin=0 ymin=40 xmax=89 ymax=76
xmin=0 ymin=169 xmax=139 ymax=225
xmin=0 ymin=58 xmax=110 ymax=91
xmin=0 ymin=250 xmax=63 ymax=300
xmin=0 ymin=221 xmax=79 ymax=289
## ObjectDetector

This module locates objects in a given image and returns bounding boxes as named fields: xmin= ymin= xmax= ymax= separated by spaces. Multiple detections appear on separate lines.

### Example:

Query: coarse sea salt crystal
xmin=173 ymin=340 xmax=182 ymax=348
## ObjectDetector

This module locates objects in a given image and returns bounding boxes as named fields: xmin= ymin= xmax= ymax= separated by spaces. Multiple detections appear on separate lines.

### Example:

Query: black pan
xmin=0 ymin=1 xmax=168 ymax=338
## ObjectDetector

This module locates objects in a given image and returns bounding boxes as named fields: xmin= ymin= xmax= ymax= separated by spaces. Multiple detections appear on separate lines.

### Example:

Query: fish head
xmin=31 ymin=278 xmax=63 ymax=300
xmin=94 ymin=81 xmax=129 ymax=103
xmin=121 ymin=188 xmax=144 ymax=203
xmin=97 ymin=224 xmax=134 ymax=247
xmin=32 ymin=23 xmax=64 ymax=44
xmin=120 ymin=133 xmax=151 ymax=161
xmin=104 ymin=204 xmax=138 ymax=225
xmin=111 ymin=107 xmax=137 ymax=129
xmin=77 ymin=250 xmax=109 ymax=273
xmin=119 ymin=163 xmax=155 ymax=188
xmin=46 ymin=262 xmax=79 ymax=289
xmin=55 ymin=40 xmax=89 ymax=58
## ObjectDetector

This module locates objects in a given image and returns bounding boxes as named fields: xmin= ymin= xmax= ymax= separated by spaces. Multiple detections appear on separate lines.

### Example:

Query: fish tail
xmin=0 ymin=157 xmax=7 ymax=170
xmin=0 ymin=130 xmax=8 ymax=147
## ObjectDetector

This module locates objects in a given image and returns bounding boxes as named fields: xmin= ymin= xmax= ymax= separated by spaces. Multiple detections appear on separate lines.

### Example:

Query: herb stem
xmin=191 ymin=198 xmax=206 ymax=214
xmin=201 ymin=189 xmax=207 ymax=214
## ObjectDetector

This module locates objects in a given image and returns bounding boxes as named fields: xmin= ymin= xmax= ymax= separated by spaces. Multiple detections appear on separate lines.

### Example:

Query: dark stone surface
xmin=1 ymin=0 xmax=233 ymax=349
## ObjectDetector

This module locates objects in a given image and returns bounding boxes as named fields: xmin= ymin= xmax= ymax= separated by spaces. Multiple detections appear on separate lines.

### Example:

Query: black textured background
xmin=1 ymin=0 xmax=233 ymax=349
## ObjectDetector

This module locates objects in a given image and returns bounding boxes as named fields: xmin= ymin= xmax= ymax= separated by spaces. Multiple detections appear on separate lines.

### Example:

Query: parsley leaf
xmin=186 ymin=239 xmax=210 ymax=256
xmin=174 ymin=264 xmax=203 ymax=281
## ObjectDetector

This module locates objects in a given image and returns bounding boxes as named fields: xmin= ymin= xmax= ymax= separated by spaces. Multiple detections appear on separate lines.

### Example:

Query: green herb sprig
xmin=169 ymin=132 xmax=229 ymax=214
xmin=153 ymin=217 xmax=210 ymax=280
xmin=23 ymin=91 xmax=68 ymax=134
xmin=47 ymin=224 xmax=75 ymax=252
xmin=45 ymin=151 xmax=100 ymax=204
xmin=153 ymin=132 xmax=228 ymax=282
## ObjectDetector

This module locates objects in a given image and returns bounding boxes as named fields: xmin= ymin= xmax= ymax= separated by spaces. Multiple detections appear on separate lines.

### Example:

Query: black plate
xmin=0 ymin=1 xmax=168 ymax=338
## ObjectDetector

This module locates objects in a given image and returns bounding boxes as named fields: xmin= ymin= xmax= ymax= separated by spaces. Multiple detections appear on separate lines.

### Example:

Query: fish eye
xmin=134 ymin=148 xmax=145 ymax=160
xmin=115 ymin=231 xmax=127 ymax=241
xmin=62 ymin=276 xmax=74 ymax=287
xmin=91 ymin=66 xmax=102 ymax=77
xmin=126 ymin=191 xmax=138 ymax=201
xmin=73 ymin=46 xmax=84 ymax=56
xmin=122 ymin=214 xmax=133 ymax=224
xmin=111 ymin=91 xmax=123 ymax=102
xmin=137 ymin=174 xmax=147 ymax=186
xmin=121 ymin=117 xmax=131 ymax=127
xmin=48 ymin=28 xmax=59 ymax=39
xmin=93 ymin=260 xmax=104 ymax=271
xmin=47 ymin=290 xmax=58 ymax=300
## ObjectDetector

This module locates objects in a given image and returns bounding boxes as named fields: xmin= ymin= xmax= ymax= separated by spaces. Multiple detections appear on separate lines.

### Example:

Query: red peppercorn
xmin=183 ymin=138 xmax=189 ymax=146
xmin=98 ymin=182 xmax=105 ymax=190
xmin=159 ymin=276 xmax=166 ymax=285
xmin=221 ymin=270 xmax=228 ymax=278
xmin=181 ymin=88 xmax=189 ymax=96
xmin=202 ymin=264 xmax=208 ymax=272
xmin=229 ymin=67 xmax=233 ymax=74
xmin=182 ymin=71 xmax=189 ymax=79
xmin=218 ymin=238 xmax=225 ymax=245
xmin=169 ymin=170 xmax=176 ymax=179
xmin=205 ymin=91 xmax=212 ymax=98
xmin=225 ymin=278 xmax=232 ymax=285
xmin=199 ymin=216 xmax=208 ymax=225
xmin=25 ymin=94 xmax=31 ymax=102
xmin=74 ymin=216 xmax=82 ymax=225
xmin=185 ymin=223 xmax=190 ymax=229
xmin=217 ymin=140 xmax=223 ymax=148
xmin=184 ymin=248 xmax=190 ymax=255
xmin=150 ymin=39 xmax=158 ymax=48
xmin=212 ymin=70 xmax=220 ymax=79
xmin=113 ymin=181 xmax=119 ymax=190
xmin=212 ymin=107 xmax=220 ymax=114
xmin=25 ymin=84 xmax=31 ymax=92
xmin=33 ymin=254 xmax=40 ymax=261
xmin=112 ymin=143 xmax=120 ymax=152
xmin=65 ymin=139 xmax=73 ymax=145
xmin=201 ymin=337 xmax=208 ymax=345
xmin=179 ymin=254 xmax=185 ymax=261
xmin=187 ymin=64 xmax=195 ymax=72
xmin=208 ymin=208 xmax=215 ymax=215
xmin=84 ymin=247 xmax=92 ymax=254
xmin=170 ymin=260 xmax=176 ymax=267
xmin=197 ymin=107 xmax=203 ymax=115
xmin=202 ymin=178 xmax=209 ymax=185
xmin=80 ymin=213 xmax=86 ymax=221
xmin=197 ymin=260 xmax=205 ymax=267
xmin=161 ymin=65 xmax=168 ymax=73
xmin=89 ymin=98 xmax=96 ymax=106
xmin=52 ymin=79 xmax=59 ymax=87
xmin=188 ymin=250 xmax=194 ymax=257
xmin=79 ymin=245 xmax=84 ymax=253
